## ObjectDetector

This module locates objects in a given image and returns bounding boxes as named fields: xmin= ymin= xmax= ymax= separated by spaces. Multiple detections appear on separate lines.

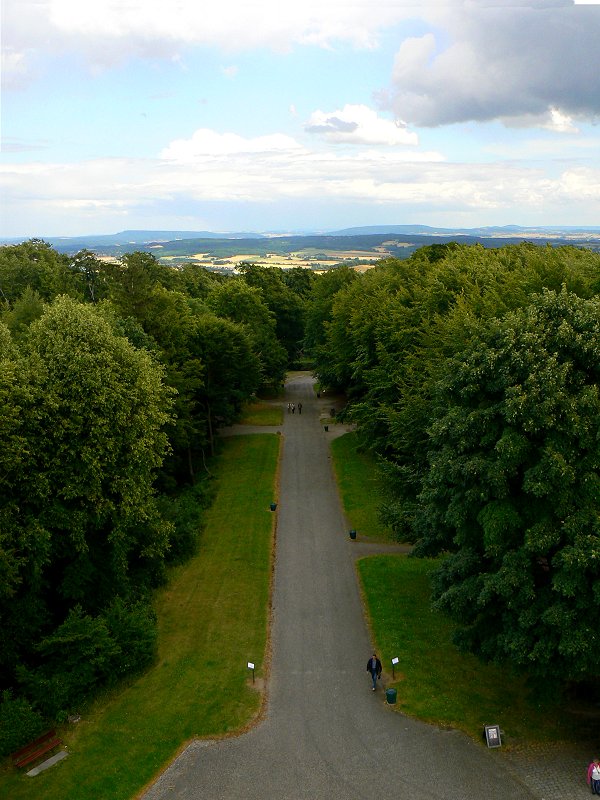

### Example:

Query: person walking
xmin=588 ymin=758 xmax=600 ymax=794
xmin=291 ymin=403 xmax=295 ymax=414
xmin=287 ymin=402 xmax=291 ymax=413
xmin=366 ymin=652 xmax=382 ymax=691
xmin=298 ymin=402 xmax=303 ymax=415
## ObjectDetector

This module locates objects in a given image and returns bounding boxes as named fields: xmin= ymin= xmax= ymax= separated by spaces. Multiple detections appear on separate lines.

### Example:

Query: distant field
xmin=160 ymin=248 xmax=382 ymax=271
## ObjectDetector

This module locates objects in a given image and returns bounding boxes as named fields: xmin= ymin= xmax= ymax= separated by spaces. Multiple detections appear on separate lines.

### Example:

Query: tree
xmin=237 ymin=263 xmax=305 ymax=360
xmin=22 ymin=296 xmax=174 ymax=607
xmin=1 ymin=287 xmax=46 ymax=341
xmin=304 ymin=265 xmax=358 ymax=359
xmin=0 ymin=240 xmax=78 ymax=304
xmin=189 ymin=313 xmax=261 ymax=454
xmin=417 ymin=289 xmax=600 ymax=682
xmin=68 ymin=249 xmax=111 ymax=304
xmin=207 ymin=279 xmax=287 ymax=389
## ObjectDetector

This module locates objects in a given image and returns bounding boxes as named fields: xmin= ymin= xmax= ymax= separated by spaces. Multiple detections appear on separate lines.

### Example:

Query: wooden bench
xmin=11 ymin=729 xmax=63 ymax=770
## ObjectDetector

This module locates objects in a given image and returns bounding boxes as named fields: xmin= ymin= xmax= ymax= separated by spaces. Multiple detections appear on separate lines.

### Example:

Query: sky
xmin=1 ymin=0 xmax=600 ymax=237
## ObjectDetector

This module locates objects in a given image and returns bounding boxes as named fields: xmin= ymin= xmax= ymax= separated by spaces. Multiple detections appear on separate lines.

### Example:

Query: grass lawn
xmin=328 ymin=433 xmax=585 ymax=745
xmin=330 ymin=432 xmax=394 ymax=542
xmin=358 ymin=555 xmax=579 ymax=745
xmin=1 ymin=434 xmax=280 ymax=800
xmin=239 ymin=401 xmax=283 ymax=426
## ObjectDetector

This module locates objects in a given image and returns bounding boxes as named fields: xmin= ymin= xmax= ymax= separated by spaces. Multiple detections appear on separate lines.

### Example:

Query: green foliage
xmin=0 ymin=240 xmax=79 ymax=304
xmin=0 ymin=240 xmax=289 ymax=740
xmin=308 ymin=242 xmax=600 ymax=684
xmin=17 ymin=600 xmax=157 ymax=718
xmin=237 ymin=262 xmax=305 ymax=360
xmin=418 ymin=289 xmax=600 ymax=681
xmin=207 ymin=279 xmax=287 ymax=388
xmin=0 ymin=690 xmax=45 ymax=757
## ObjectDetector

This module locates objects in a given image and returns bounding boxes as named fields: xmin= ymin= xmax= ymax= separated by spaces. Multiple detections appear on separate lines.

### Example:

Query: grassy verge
xmin=357 ymin=555 xmax=578 ymax=745
xmin=330 ymin=433 xmax=584 ymax=745
xmin=330 ymin=432 xmax=394 ymax=542
xmin=239 ymin=402 xmax=283 ymax=426
xmin=1 ymin=434 xmax=280 ymax=800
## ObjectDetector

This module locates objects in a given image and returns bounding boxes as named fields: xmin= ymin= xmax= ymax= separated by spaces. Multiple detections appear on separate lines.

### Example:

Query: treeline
xmin=0 ymin=241 xmax=311 ymax=753
xmin=308 ymin=242 xmax=600 ymax=689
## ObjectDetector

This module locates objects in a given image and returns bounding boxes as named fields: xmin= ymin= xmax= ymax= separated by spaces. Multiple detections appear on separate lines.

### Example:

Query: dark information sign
xmin=484 ymin=724 xmax=502 ymax=748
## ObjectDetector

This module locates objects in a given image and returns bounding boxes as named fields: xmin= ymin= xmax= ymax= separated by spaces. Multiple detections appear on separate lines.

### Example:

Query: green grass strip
xmin=330 ymin=432 xmax=393 ymax=542
xmin=1 ymin=433 xmax=279 ymax=800
xmin=358 ymin=554 xmax=578 ymax=744
xmin=239 ymin=402 xmax=283 ymax=426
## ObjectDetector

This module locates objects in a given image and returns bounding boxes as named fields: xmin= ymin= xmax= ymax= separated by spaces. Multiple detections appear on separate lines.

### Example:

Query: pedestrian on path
xmin=367 ymin=652 xmax=382 ymax=691
xmin=287 ymin=402 xmax=291 ymax=413
xmin=587 ymin=758 xmax=600 ymax=793
xmin=298 ymin=402 xmax=302 ymax=414
xmin=291 ymin=403 xmax=295 ymax=414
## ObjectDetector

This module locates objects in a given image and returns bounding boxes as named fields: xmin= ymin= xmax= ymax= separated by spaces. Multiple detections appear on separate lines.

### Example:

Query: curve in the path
xmin=143 ymin=375 xmax=537 ymax=800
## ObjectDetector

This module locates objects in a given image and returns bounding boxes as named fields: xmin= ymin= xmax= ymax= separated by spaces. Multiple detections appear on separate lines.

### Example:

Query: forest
xmin=308 ymin=241 xmax=600 ymax=690
xmin=1 ymin=237 xmax=600 ymax=755
xmin=0 ymin=240 xmax=309 ymax=754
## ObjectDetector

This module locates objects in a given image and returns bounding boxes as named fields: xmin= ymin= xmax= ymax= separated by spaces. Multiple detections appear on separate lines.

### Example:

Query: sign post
xmin=484 ymin=724 xmax=502 ymax=748
xmin=391 ymin=656 xmax=399 ymax=679
xmin=247 ymin=661 xmax=255 ymax=684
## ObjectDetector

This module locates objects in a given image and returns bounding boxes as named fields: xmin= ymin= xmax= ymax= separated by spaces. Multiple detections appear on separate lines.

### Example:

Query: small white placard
xmin=391 ymin=657 xmax=399 ymax=665
xmin=247 ymin=662 xmax=255 ymax=670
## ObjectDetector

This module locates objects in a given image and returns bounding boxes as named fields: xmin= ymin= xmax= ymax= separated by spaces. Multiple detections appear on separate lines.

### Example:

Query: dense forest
xmin=309 ymin=241 xmax=600 ymax=689
xmin=2 ymin=238 xmax=600 ymax=754
xmin=0 ymin=240 xmax=310 ymax=754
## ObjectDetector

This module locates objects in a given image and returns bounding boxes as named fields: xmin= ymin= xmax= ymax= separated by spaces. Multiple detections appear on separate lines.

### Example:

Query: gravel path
xmin=143 ymin=374 xmax=590 ymax=800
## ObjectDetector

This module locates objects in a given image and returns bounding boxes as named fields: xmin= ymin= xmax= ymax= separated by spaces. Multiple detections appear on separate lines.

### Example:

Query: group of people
xmin=287 ymin=402 xmax=302 ymax=414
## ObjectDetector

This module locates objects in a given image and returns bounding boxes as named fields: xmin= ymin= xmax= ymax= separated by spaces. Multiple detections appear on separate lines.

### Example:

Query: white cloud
xmin=383 ymin=3 xmax=600 ymax=127
xmin=6 ymin=0 xmax=598 ymax=137
xmin=221 ymin=65 xmax=239 ymax=79
xmin=2 ymin=0 xmax=409 ymax=85
xmin=3 ymin=124 xmax=600 ymax=236
xmin=160 ymin=129 xmax=304 ymax=161
xmin=305 ymin=104 xmax=418 ymax=146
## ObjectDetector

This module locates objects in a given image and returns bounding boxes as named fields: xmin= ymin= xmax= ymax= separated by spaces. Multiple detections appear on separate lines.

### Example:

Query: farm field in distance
xmin=5 ymin=226 xmax=600 ymax=273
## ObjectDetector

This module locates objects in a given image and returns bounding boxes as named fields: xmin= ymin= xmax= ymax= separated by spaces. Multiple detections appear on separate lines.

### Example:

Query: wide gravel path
xmin=143 ymin=375 xmax=540 ymax=800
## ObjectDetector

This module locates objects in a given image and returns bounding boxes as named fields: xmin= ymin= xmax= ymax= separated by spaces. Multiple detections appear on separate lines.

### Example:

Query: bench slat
xmin=11 ymin=729 xmax=57 ymax=761
xmin=13 ymin=736 xmax=62 ymax=769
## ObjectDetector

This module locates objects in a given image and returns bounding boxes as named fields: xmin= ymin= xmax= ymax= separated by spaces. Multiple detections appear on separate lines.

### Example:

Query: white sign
xmin=247 ymin=662 xmax=255 ymax=670
xmin=391 ymin=657 xmax=399 ymax=665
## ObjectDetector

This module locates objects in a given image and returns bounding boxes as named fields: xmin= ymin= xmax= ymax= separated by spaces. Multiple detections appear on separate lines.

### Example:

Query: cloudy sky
xmin=2 ymin=0 xmax=600 ymax=237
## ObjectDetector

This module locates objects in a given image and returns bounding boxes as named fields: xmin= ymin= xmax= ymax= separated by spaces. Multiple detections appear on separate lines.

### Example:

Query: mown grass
xmin=358 ymin=555 xmax=577 ymax=745
xmin=1 ymin=434 xmax=280 ymax=800
xmin=330 ymin=432 xmax=394 ymax=542
xmin=239 ymin=401 xmax=283 ymax=426
xmin=329 ymin=434 xmax=583 ymax=745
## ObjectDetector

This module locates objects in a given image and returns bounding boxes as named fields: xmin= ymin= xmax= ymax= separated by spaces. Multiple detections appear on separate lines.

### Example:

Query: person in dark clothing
xmin=367 ymin=653 xmax=382 ymax=691
xmin=298 ymin=402 xmax=302 ymax=414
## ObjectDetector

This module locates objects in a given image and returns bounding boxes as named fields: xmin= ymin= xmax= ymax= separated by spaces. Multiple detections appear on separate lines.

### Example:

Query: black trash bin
xmin=270 ymin=502 xmax=277 ymax=511
xmin=349 ymin=530 xmax=357 ymax=540
xmin=386 ymin=688 xmax=397 ymax=704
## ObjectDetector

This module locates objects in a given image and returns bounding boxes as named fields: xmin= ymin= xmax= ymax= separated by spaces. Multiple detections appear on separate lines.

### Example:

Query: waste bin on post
xmin=270 ymin=502 xmax=277 ymax=511
xmin=349 ymin=530 xmax=356 ymax=540
xmin=385 ymin=688 xmax=397 ymax=704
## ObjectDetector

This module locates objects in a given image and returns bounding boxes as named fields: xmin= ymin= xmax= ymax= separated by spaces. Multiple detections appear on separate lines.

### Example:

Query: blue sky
xmin=2 ymin=0 xmax=600 ymax=237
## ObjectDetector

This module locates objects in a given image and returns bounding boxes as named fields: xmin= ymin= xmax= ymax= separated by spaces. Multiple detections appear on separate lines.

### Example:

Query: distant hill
xmin=331 ymin=224 xmax=600 ymax=237
xmin=2 ymin=225 xmax=600 ymax=267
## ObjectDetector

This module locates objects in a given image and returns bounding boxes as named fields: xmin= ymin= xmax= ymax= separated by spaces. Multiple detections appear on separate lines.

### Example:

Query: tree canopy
xmin=306 ymin=243 xmax=600 ymax=686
